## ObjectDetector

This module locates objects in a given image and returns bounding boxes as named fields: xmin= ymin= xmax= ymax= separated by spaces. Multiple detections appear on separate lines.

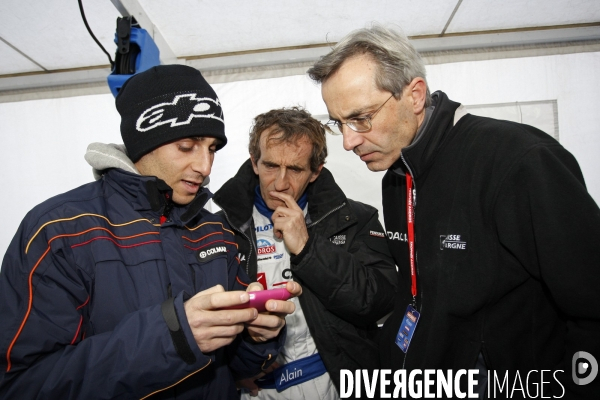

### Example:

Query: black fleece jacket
xmin=379 ymin=91 xmax=600 ymax=398
xmin=213 ymin=160 xmax=397 ymax=391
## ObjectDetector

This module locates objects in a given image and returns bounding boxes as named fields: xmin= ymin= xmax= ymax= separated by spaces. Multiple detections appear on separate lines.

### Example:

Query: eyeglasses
xmin=325 ymin=94 xmax=394 ymax=134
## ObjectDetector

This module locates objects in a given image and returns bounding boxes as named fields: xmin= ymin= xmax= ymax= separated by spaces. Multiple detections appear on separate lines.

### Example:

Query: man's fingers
xmin=196 ymin=284 xmax=225 ymax=296
xmin=250 ymin=313 xmax=287 ymax=330
xmin=188 ymin=307 xmax=258 ymax=329
xmin=213 ymin=308 xmax=259 ymax=325
xmin=192 ymin=290 xmax=250 ymax=310
xmin=269 ymin=191 xmax=301 ymax=211
xmin=247 ymin=282 xmax=264 ymax=292
xmin=285 ymin=281 xmax=302 ymax=297
xmin=244 ymin=281 xmax=303 ymax=341
xmin=250 ymin=282 xmax=301 ymax=315
xmin=246 ymin=313 xmax=287 ymax=341
xmin=265 ymin=298 xmax=296 ymax=314
xmin=252 ymin=282 xmax=301 ymax=314
xmin=193 ymin=324 xmax=245 ymax=340
xmin=195 ymin=335 xmax=240 ymax=354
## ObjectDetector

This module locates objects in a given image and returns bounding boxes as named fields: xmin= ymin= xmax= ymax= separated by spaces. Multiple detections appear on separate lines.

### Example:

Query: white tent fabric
xmin=2 ymin=0 xmax=600 ymax=75
xmin=2 ymin=0 xmax=600 ymax=96
xmin=1 ymin=50 xmax=599 ymax=260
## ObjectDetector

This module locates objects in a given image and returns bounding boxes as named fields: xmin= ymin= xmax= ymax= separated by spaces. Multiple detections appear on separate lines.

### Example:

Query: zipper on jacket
xmin=218 ymin=201 xmax=346 ymax=276
xmin=218 ymin=207 xmax=254 ymax=276
xmin=160 ymin=193 xmax=174 ymax=225
xmin=400 ymin=153 xmax=417 ymax=207
xmin=306 ymin=202 xmax=346 ymax=229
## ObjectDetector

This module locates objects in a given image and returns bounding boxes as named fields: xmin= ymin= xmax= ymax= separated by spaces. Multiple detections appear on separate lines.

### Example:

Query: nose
xmin=191 ymin=148 xmax=213 ymax=179
xmin=274 ymin=168 xmax=290 ymax=192
xmin=342 ymin=125 xmax=363 ymax=152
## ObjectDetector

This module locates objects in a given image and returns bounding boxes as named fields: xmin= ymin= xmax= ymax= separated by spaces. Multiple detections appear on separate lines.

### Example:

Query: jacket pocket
xmin=71 ymin=239 xmax=166 ymax=333
xmin=185 ymin=250 xmax=229 ymax=293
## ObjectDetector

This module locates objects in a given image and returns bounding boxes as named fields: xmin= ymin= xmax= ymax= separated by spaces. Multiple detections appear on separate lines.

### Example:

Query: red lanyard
xmin=406 ymin=173 xmax=417 ymax=301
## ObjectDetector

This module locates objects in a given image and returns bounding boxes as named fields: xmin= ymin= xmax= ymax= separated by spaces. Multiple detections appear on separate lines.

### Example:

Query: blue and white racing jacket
xmin=0 ymin=159 xmax=279 ymax=399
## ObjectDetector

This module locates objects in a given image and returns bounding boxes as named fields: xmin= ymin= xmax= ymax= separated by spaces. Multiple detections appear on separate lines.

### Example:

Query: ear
xmin=410 ymin=77 xmax=427 ymax=115
xmin=309 ymin=163 xmax=324 ymax=183
xmin=250 ymin=155 xmax=260 ymax=175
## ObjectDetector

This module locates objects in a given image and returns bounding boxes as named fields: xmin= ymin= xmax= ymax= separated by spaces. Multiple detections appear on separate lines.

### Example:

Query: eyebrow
xmin=330 ymin=105 xmax=375 ymax=122
xmin=261 ymin=160 xmax=305 ymax=170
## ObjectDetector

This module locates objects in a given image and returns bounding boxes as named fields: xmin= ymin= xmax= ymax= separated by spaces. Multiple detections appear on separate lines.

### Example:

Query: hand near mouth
xmin=269 ymin=191 xmax=309 ymax=255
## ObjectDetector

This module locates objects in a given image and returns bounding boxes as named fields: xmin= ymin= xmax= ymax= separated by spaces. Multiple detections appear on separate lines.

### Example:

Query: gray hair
xmin=307 ymin=24 xmax=431 ymax=107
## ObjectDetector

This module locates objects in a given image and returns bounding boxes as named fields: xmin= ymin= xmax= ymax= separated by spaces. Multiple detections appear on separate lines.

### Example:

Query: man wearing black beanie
xmin=0 ymin=64 xmax=300 ymax=400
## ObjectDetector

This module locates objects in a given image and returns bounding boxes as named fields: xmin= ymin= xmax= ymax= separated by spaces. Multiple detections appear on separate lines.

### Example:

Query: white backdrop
xmin=1 ymin=51 xmax=599 ymax=263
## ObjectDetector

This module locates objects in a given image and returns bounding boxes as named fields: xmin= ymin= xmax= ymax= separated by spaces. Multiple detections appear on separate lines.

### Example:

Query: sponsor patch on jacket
xmin=255 ymin=223 xmax=273 ymax=232
xmin=369 ymin=230 xmax=385 ymax=238
xmin=440 ymin=235 xmax=467 ymax=250
xmin=330 ymin=234 xmax=346 ymax=245
xmin=197 ymin=245 xmax=227 ymax=262
xmin=387 ymin=231 xmax=408 ymax=242
xmin=257 ymin=238 xmax=276 ymax=255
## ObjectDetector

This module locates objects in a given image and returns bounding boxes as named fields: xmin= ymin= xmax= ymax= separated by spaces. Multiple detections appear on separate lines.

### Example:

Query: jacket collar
xmin=304 ymin=165 xmax=348 ymax=224
xmin=212 ymin=159 xmax=257 ymax=228
xmin=103 ymin=168 xmax=211 ymax=225
xmin=391 ymin=90 xmax=461 ymax=178
xmin=213 ymin=159 xmax=349 ymax=229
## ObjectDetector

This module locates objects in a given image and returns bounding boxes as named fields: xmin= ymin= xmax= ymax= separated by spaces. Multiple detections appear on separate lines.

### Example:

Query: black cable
xmin=78 ymin=0 xmax=115 ymax=69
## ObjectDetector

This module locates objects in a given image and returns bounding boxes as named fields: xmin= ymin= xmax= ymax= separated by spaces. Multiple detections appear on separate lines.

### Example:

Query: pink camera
xmin=226 ymin=288 xmax=292 ymax=312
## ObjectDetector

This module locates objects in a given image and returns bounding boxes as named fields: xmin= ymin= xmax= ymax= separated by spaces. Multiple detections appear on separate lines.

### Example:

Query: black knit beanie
xmin=116 ymin=65 xmax=227 ymax=163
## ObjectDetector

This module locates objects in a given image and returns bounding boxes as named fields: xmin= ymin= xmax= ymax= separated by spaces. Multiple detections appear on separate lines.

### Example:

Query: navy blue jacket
xmin=0 ymin=168 xmax=279 ymax=399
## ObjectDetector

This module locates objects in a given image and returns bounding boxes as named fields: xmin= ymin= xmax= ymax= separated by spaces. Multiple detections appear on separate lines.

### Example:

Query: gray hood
xmin=84 ymin=143 xmax=139 ymax=181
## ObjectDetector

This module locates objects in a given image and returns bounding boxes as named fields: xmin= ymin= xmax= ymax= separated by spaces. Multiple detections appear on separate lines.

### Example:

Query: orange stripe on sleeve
xmin=76 ymin=296 xmax=90 ymax=311
xmin=26 ymin=214 xmax=158 ymax=254
xmin=71 ymin=237 xmax=161 ymax=249
xmin=8 ymin=227 xmax=159 ymax=371
xmin=236 ymin=276 xmax=249 ymax=287
xmin=140 ymin=360 xmax=212 ymax=400
xmin=185 ymin=221 xmax=236 ymax=237
xmin=6 ymin=246 xmax=51 ymax=372
xmin=70 ymin=316 xmax=84 ymax=345
xmin=181 ymin=231 xmax=222 ymax=243
xmin=183 ymin=239 xmax=227 ymax=251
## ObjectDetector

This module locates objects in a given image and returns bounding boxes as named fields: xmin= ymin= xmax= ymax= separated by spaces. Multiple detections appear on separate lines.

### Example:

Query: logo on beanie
xmin=136 ymin=93 xmax=224 ymax=132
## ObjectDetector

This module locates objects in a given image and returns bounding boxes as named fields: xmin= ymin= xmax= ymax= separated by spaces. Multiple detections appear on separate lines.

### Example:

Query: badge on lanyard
xmin=395 ymin=304 xmax=420 ymax=353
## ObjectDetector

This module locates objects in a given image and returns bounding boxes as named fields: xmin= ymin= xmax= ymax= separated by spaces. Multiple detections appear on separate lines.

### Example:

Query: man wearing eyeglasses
xmin=308 ymin=25 xmax=600 ymax=398
xmin=213 ymin=107 xmax=397 ymax=398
